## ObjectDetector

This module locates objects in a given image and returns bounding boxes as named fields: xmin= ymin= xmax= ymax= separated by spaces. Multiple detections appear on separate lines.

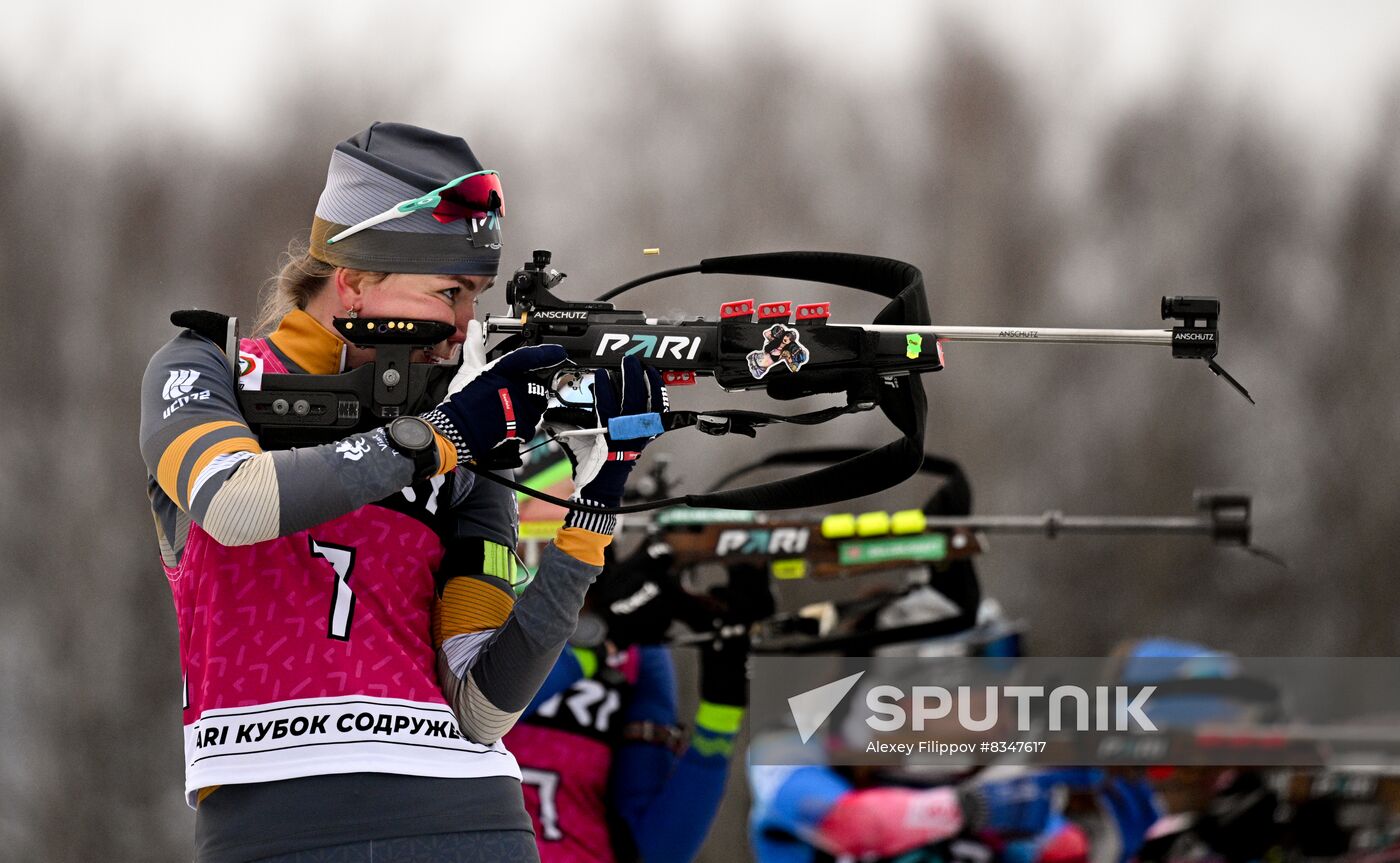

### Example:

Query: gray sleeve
xmin=446 ymin=466 xmax=519 ymax=550
xmin=439 ymin=543 xmax=600 ymax=743
xmin=140 ymin=330 xmax=418 ymax=546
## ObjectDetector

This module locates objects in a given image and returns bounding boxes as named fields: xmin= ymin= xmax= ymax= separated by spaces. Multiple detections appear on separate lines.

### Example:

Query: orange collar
xmin=268 ymin=309 xmax=346 ymax=375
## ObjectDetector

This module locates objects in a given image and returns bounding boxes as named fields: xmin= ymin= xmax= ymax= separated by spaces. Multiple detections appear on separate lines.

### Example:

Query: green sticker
xmin=770 ymin=558 xmax=808 ymax=580
xmin=838 ymin=533 xmax=947 ymax=564
xmin=656 ymin=507 xmax=757 ymax=526
xmin=906 ymin=333 xmax=923 ymax=359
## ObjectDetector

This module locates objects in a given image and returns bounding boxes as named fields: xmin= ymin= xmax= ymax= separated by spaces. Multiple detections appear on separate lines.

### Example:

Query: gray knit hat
xmin=309 ymin=122 xmax=503 ymax=275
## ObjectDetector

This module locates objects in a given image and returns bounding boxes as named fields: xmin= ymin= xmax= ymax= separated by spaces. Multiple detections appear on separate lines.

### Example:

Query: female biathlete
xmin=139 ymin=122 xmax=664 ymax=863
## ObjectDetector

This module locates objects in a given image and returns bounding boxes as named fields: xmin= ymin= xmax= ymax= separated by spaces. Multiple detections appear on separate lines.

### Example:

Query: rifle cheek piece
xmin=170 ymin=311 xmax=459 ymax=450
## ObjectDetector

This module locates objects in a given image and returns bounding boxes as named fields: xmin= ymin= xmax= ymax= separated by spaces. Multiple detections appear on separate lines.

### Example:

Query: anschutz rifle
xmin=517 ymin=489 xmax=1268 ymax=653
xmin=478 ymin=249 xmax=1253 ymax=515
xmin=648 ymin=450 xmax=1275 ymax=652
xmin=514 ymin=448 xmax=1265 ymax=565
xmin=515 ymin=449 xmax=1276 ymax=655
xmin=173 ymin=248 xmax=1252 ymax=513
xmin=620 ymin=488 xmax=1261 ymax=580
xmin=491 ymin=250 xmax=1249 ymax=400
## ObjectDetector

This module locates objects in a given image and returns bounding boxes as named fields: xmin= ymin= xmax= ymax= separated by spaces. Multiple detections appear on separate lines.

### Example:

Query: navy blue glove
xmin=423 ymin=344 xmax=568 ymax=466
xmin=692 ymin=563 xmax=776 ymax=707
xmin=594 ymin=540 xmax=682 ymax=646
xmin=552 ymin=355 xmax=667 ymax=533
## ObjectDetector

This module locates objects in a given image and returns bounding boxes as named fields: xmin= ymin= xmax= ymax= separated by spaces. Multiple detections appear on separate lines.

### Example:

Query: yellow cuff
xmin=696 ymin=701 xmax=746 ymax=734
xmin=433 ymin=575 xmax=515 ymax=646
xmin=432 ymin=430 xmax=458 ymax=476
xmin=554 ymin=527 xmax=612 ymax=566
xmin=571 ymin=646 xmax=599 ymax=679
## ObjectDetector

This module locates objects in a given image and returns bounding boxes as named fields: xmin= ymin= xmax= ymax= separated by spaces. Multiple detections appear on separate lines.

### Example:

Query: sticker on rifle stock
xmin=837 ymin=534 xmax=947 ymax=565
xmin=715 ymin=527 xmax=811 ymax=556
xmin=237 ymin=352 xmax=263 ymax=391
xmin=746 ymin=324 xmax=811 ymax=380
xmin=655 ymin=507 xmax=757 ymax=526
xmin=770 ymin=558 xmax=808 ymax=580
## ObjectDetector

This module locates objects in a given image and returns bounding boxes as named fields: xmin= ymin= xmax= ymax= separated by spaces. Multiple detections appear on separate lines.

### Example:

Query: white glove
xmin=543 ymin=417 xmax=608 ymax=491
xmin=540 ymin=370 xmax=607 ymax=490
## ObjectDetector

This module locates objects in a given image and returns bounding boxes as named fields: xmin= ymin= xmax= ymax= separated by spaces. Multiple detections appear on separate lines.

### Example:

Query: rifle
xmin=517 ymin=474 xmax=1268 ymax=655
xmin=473 ymin=249 xmax=1252 ymax=515
xmin=512 ymin=447 xmax=1273 ymax=648
xmin=173 ymin=249 xmax=1252 ymax=515
xmin=635 ymin=487 xmax=1260 ymax=573
xmin=514 ymin=447 xmax=1268 ymax=578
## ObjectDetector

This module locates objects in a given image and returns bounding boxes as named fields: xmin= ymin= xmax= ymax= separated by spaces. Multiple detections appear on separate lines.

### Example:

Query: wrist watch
xmin=385 ymin=416 xmax=439 ymax=481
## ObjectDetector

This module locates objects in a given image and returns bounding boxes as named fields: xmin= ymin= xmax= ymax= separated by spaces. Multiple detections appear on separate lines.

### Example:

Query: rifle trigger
xmin=696 ymin=416 xmax=732 ymax=436
xmin=695 ymin=414 xmax=759 ymax=437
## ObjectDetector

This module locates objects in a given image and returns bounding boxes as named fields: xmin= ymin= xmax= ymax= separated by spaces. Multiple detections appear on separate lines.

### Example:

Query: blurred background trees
xmin=1 ymin=2 xmax=1397 ymax=858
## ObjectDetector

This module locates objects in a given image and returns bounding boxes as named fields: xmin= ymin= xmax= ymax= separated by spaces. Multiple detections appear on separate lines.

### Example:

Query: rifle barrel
xmin=919 ymin=515 xmax=1214 ymax=536
xmin=844 ymin=324 xmax=1175 ymax=347
xmin=625 ymin=513 xmax=1219 ymax=537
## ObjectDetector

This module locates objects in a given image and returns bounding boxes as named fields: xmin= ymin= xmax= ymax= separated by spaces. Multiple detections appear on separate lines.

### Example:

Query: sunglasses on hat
xmin=327 ymin=170 xmax=503 ymax=246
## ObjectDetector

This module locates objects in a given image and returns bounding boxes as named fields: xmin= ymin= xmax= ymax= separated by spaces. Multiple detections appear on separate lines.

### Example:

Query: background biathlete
xmin=504 ymin=537 xmax=771 ymax=863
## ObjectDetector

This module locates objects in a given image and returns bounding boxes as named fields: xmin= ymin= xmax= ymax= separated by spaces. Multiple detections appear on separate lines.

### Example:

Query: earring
xmin=347 ymin=307 xmax=359 ymax=319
